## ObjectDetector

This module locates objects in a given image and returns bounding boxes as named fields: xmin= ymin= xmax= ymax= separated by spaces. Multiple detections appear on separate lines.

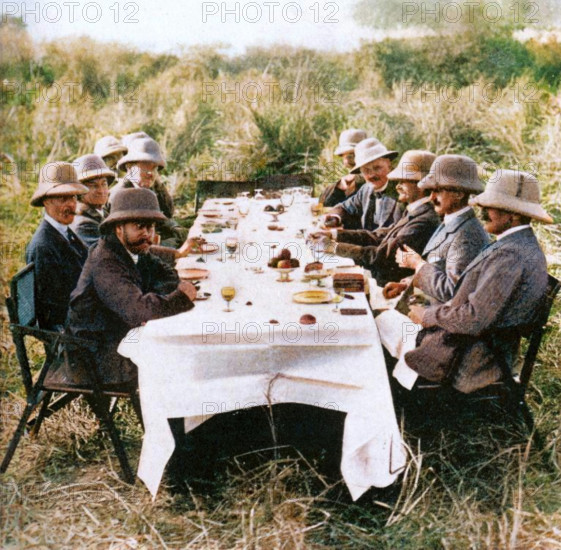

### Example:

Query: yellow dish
xmin=292 ymin=290 xmax=333 ymax=304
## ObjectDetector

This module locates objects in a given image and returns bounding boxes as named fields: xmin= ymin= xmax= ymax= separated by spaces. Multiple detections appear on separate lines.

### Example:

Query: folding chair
xmin=1 ymin=263 xmax=141 ymax=483
xmin=414 ymin=274 xmax=560 ymax=431
xmin=195 ymin=180 xmax=256 ymax=211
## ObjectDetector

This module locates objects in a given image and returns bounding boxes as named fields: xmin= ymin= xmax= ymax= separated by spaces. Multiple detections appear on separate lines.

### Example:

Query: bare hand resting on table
xmin=178 ymin=280 xmax=198 ymax=301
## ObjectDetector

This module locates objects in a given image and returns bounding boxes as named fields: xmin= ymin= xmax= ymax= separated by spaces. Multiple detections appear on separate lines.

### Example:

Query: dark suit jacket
xmin=26 ymin=219 xmax=88 ymax=329
xmin=67 ymin=233 xmax=194 ymax=385
xmin=414 ymin=208 xmax=489 ymax=303
xmin=338 ymin=183 xmax=403 ymax=231
xmin=70 ymin=203 xmax=104 ymax=248
xmin=336 ymin=200 xmax=440 ymax=286
xmin=405 ymin=227 xmax=549 ymax=393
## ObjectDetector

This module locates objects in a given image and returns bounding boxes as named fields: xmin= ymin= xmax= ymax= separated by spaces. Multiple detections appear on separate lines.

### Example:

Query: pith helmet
xmin=30 ymin=162 xmax=89 ymax=207
xmin=470 ymin=169 xmax=552 ymax=223
xmin=74 ymin=154 xmax=115 ymax=184
xmin=334 ymin=129 xmax=368 ymax=156
xmin=117 ymin=137 xmax=166 ymax=170
xmin=418 ymin=154 xmax=484 ymax=193
xmin=387 ymin=150 xmax=436 ymax=182
xmin=94 ymin=135 xmax=127 ymax=158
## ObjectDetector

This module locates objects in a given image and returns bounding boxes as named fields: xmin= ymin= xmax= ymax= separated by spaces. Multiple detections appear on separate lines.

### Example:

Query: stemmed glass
xmin=238 ymin=198 xmax=250 ymax=217
xmin=332 ymin=287 xmax=345 ymax=312
xmin=254 ymin=188 xmax=264 ymax=200
xmin=225 ymin=238 xmax=239 ymax=259
xmin=221 ymin=286 xmax=236 ymax=312
xmin=280 ymin=189 xmax=294 ymax=209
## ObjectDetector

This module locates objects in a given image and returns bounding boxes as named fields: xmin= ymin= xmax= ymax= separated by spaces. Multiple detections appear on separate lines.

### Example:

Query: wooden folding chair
xmin=1 ymin=263 xmax=141 ymax=483
xmin=195 ymin=180 xmax=256 ymax=211
xmin=414 ymin=274 xmax=560 ymax=431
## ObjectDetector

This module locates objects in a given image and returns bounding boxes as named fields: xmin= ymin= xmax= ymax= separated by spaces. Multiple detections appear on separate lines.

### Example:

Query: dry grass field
xmin=1 ymin=17 xmax=561 ymax=549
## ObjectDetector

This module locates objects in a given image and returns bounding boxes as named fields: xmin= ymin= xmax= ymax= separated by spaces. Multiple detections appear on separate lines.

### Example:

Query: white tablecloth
xmin=119 ymin=197 xmax=407 ymax=500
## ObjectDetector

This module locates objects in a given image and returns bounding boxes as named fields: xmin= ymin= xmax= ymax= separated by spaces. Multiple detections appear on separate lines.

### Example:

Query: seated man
xmin=312 ymin=150 xmax=440 ymax=286
xmin=67 ymin=188 xmax=197 ymax=388
xmin=93 ymin=135 xmax=127 ymax=172
xmin=71 ymin=154 xmax=115 ymax=247
xmin=318 ymin=129 xmax=367 ymax=228
xmin=109 ymin=136 xmax=184 ymax=247
xmin=384 ymin=154 xmax=489 ymax=304
xmin=71 ymin=153 xmax=195 ymax=261
xmin=27 ymin=162 xmax=89 ymax=330
xmin=327 ymin=138 xmax=402 ymax=231
xmin=380 ymin=169 xmax=552 ymax=393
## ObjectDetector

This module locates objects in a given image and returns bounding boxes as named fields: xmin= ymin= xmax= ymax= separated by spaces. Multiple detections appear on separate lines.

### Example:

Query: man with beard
xmin=386 ymin=170 xmax=552 ymax=393
xmin=27 ymin=162 xmax=89 ymax=330
xmin=326 ymin=138 xmax=402 ymax=231
xmin=67 ymin=188 xmax=197 ymax=388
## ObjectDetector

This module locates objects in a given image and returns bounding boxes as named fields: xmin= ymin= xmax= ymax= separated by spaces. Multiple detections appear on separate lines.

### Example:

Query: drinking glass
xmin=221 ymin=286 xmax=236 ymax=312
xmin=254 ymin=188 xmax=264 ymax=200
xmin=225 ymin=238 xmax=239 ymax=259
xmin=280 ymin=189 xmax=294 ymax=208
xmin=332 ymin=287 xmax=345 ymax=312
xmin=238 ymin=198 xmax=250 ymax=217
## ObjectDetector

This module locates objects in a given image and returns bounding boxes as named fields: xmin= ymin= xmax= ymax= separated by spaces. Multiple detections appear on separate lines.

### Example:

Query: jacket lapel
xmin=43 ymin=220 xmax=86 ymax=263
xmin=422 ymin=209 xmax=475 ymax=256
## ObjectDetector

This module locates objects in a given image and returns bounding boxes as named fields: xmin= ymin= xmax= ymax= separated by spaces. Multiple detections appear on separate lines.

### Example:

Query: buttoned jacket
xmin=414 ymin=208 xmax=489 ymax=303
xmin=405 ymin=227 xmax=549 ymax=393
xmin=339 ymin=183 xmax=402 ymax=231
xmin=26 ymin=219 xmax=88 ymax=329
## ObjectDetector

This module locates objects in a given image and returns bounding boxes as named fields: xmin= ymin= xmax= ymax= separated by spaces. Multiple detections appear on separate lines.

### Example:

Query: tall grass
xmin=1 ymin=19 xmax=561 ymax=549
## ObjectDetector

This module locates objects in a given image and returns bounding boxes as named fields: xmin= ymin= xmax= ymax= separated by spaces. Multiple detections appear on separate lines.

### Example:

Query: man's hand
xmin=178 ymin=280 xmax=198 ymax=301
xmin=177 ymin=237 xmax=205 ymax=257
xmin=308 ymin=229 xmax=335 ymax=240
xmin=383 ymin=282 xmax=407 ymax=299
xmin=396 ymin=244 xmax=424 ymax=270
xmin=408 ymin=304 xmax=426 ymax=325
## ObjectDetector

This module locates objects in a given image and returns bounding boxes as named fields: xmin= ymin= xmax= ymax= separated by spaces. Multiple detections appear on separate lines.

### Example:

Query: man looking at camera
xmin=67 ymin=188 xmax=197 ymax=388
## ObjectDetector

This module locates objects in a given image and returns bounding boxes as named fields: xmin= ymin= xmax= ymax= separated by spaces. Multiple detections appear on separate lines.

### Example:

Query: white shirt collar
xmin=443 ymin=205 xmax=472 ymax=225
xmin=407 ymin=196 xmax=431 ymax=213
xmin=126 ymin=249 xmax=139 ymax=264
xmin=44 ymin=212 xmax=70 ymax=239
xmin=496 ymin=224 xmax=531 ymax=240
xmin=372 ymin=181 xmax=389 ymax=194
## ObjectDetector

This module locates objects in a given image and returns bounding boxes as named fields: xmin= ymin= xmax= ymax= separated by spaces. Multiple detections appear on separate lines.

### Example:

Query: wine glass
xmin=332 ymin=287 xmax=345 ymax=312
xmin=238 ymin=198 xmax=250 ymax=217
xmin=254 ymin=188 xmax=264 ymax=200
xmin=225 ymin=238 xmax=239 ymax=259
xmin=221 ymin=286 xmax=236 ymax=312
xmin=280 ymin=189 xmax=294 ymax=209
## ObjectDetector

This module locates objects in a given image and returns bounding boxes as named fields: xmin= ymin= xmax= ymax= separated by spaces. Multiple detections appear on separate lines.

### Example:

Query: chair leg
xmin=1 ymin=401 xmax=37 ymax=474
xmin=28 ymin=391 xmax=53 ymax=437
xmin=85 ymin=395 xmax=135 ymax=484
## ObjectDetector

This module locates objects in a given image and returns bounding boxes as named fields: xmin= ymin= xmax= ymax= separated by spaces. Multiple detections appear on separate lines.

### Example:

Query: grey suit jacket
xmin=414 ymin=208 xmax=489 ymax=303
xmin=339 ymin=183 xmax=402 ymax=231
xmin=405 ymin=227 xmax=549 ymax=393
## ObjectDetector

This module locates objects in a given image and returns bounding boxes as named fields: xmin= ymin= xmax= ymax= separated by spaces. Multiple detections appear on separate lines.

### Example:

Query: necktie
xmin=67 ymin=229 xmax=86 ymax=258
xmin=363 ymin=193 xmax=378 ymax=231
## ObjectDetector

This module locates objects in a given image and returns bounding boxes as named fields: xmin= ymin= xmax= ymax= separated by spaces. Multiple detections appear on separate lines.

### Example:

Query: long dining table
xmin=118 ymin=194 xmax=407 ymax=501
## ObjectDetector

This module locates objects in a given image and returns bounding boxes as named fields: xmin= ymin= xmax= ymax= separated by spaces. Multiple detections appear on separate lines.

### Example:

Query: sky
xmin=12 ymin=0 xmax=390 ymax=54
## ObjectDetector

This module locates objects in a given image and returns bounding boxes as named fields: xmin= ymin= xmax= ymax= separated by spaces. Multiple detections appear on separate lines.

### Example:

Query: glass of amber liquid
xmin=221 ymin=286 xmax=236 ymax=312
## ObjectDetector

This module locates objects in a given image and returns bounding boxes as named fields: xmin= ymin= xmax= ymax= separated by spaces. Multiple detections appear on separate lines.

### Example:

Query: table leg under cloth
xmin=120 ymin=334 xmax=407 ymax=501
